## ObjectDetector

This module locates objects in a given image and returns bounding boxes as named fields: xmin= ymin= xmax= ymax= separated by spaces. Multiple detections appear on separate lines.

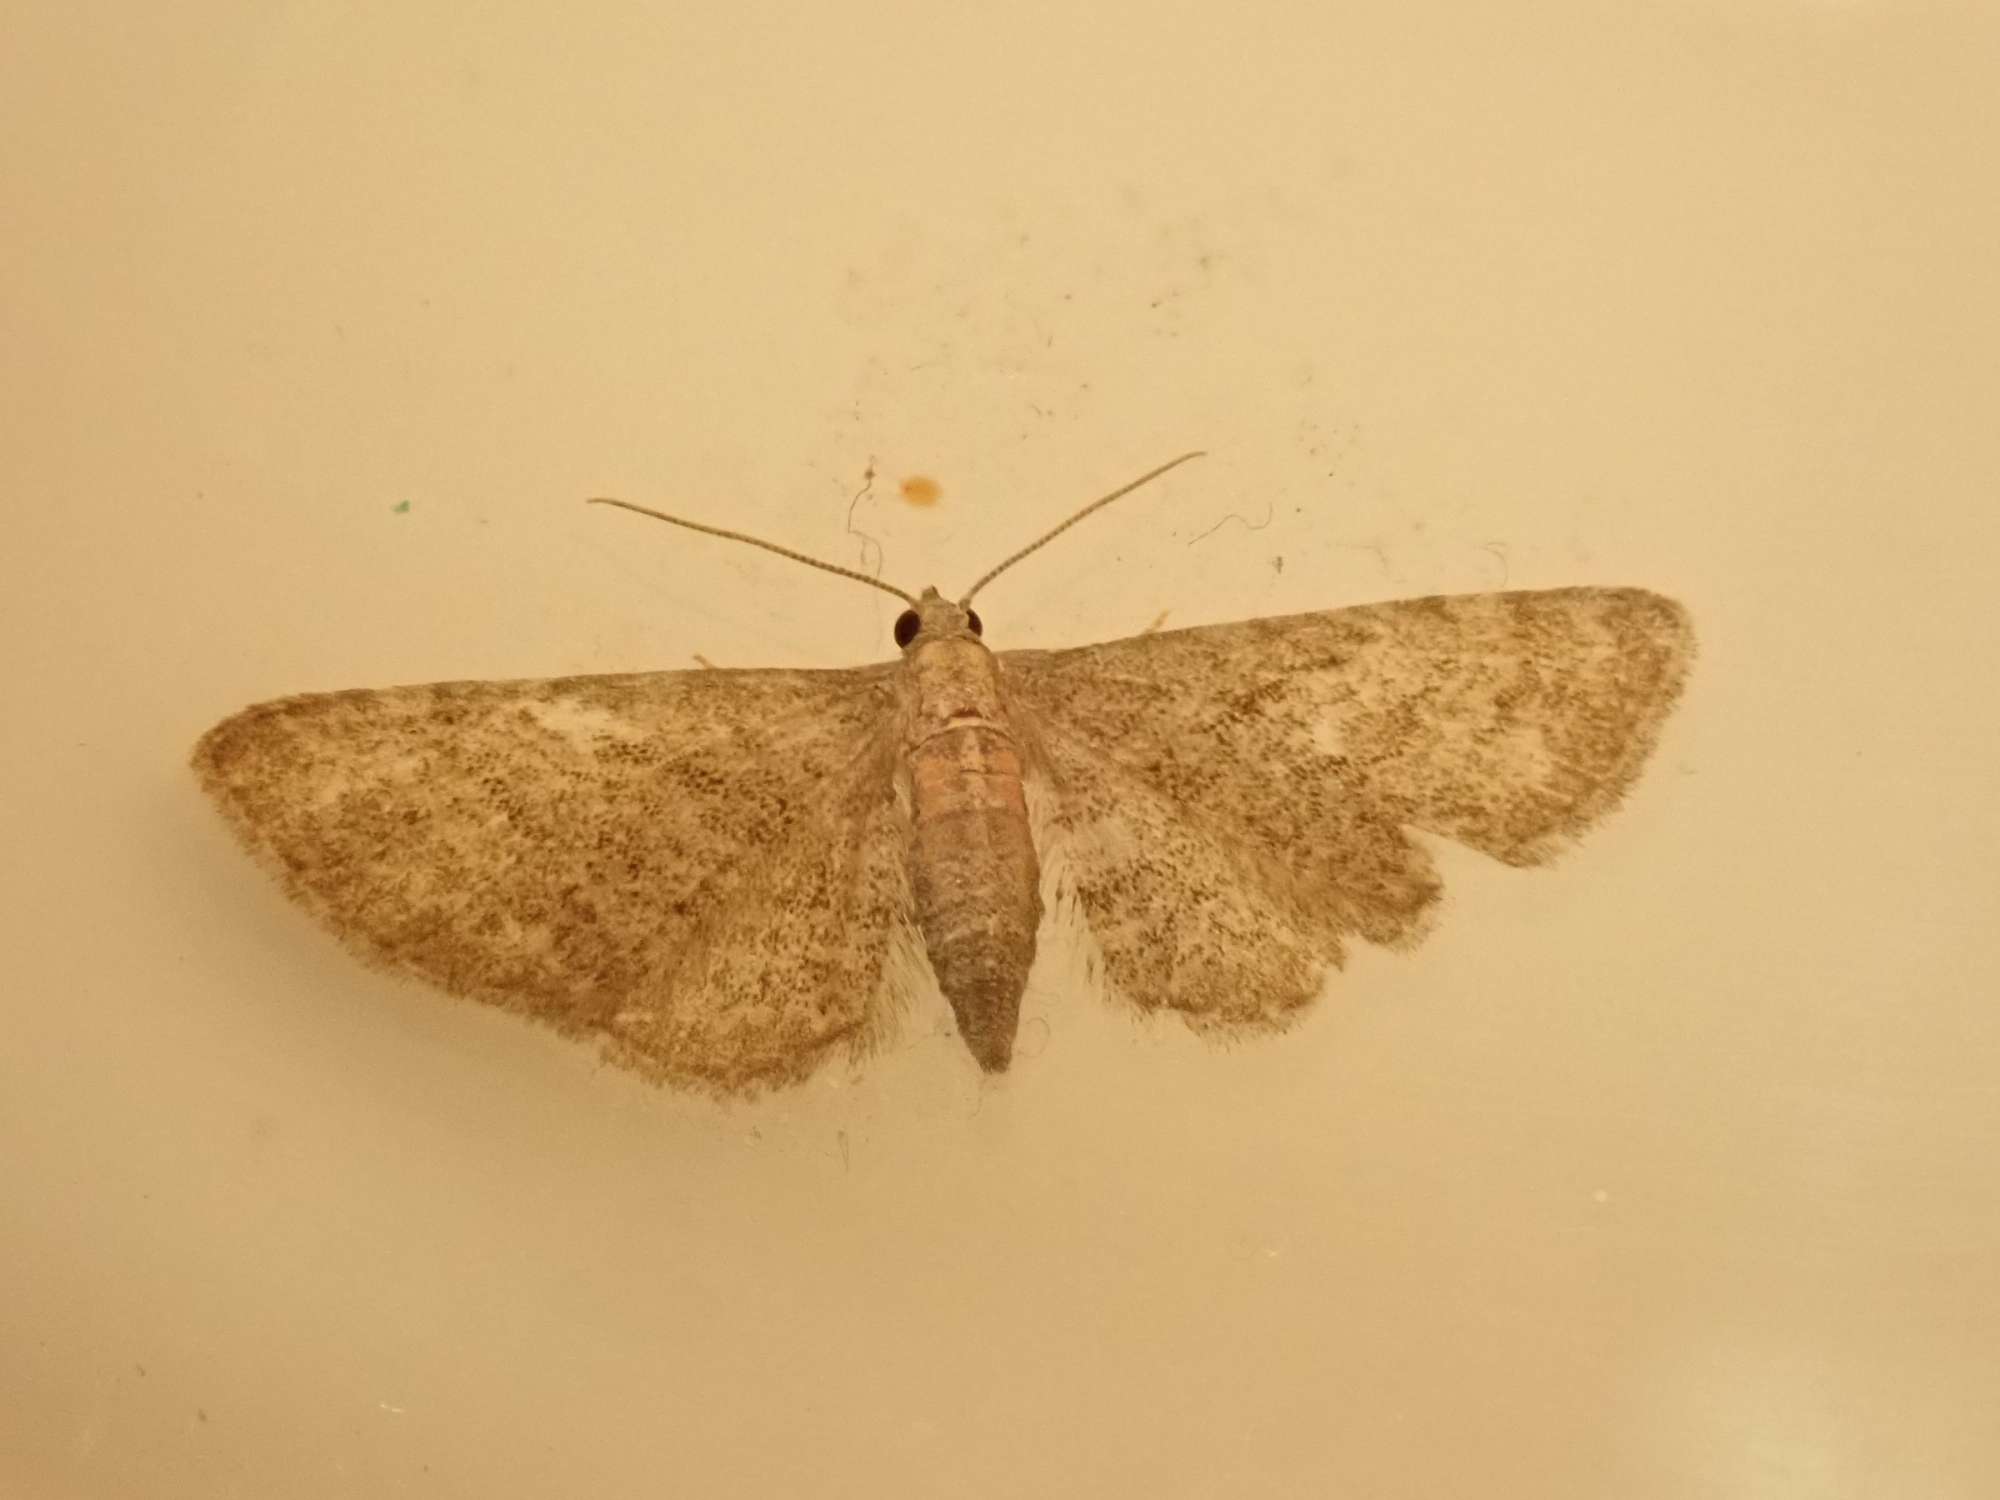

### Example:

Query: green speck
xmin=391 ymin=499 xmax=412 ymax=514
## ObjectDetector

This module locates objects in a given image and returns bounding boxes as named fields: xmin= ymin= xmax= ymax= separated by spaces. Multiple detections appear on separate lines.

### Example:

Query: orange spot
xmin=900 ymin=474 xmax=942 ymax=507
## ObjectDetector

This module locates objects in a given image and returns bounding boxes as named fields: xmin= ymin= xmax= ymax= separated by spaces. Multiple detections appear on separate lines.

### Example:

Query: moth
xmin=194 ymin=455 xmax=1693 ymax=1095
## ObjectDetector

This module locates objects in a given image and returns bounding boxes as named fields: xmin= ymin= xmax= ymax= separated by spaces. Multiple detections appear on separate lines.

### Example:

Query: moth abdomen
xmin=906 ymin=720 xmax=1042 ymax=1073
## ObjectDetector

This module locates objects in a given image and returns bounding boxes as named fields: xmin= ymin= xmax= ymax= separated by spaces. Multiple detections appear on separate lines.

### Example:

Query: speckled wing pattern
xmin=193 ymin=665 xmax=913 ymax=1095
xmin=1003 ymin=587 xmax=1692 ymax=1034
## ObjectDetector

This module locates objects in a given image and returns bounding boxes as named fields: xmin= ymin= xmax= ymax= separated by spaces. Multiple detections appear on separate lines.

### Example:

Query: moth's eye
xmin=893 ymin=610 xmax=921 ymax=648
xmin=966 ymin=609 xmax=983 ymax=637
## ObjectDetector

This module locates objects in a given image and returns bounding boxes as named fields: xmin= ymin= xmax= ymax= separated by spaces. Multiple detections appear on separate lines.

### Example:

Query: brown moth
xmin=193 ymin=455 xmax=1693 ymax=1095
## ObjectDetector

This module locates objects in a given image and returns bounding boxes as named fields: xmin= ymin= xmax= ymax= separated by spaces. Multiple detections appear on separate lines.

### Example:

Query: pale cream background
xmin=4 ymin=3 xmax=1996 ymax=1496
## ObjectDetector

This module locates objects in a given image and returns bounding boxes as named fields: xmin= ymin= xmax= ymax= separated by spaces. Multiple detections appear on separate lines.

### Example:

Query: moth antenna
xmin=587 ymin=497 xmax=920 ymax=606
xmin=958 ymin=451 xmax=1206 ymax=606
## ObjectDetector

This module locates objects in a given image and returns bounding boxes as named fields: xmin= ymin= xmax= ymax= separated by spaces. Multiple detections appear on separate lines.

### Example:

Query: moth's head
xmin=894 ymin=587 xmax=983 ymax=652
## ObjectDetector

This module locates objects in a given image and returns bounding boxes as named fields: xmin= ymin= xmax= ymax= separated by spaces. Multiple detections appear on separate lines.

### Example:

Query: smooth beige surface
xmin=5 ymin=3 xmax=1996 ymax=1496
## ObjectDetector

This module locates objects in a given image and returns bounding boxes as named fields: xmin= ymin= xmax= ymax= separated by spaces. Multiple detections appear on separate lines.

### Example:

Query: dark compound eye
xmin=966 ymin=609 xmax=983 ymax=637
xmin=893 ymin=609 xmax=921 ymax=647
